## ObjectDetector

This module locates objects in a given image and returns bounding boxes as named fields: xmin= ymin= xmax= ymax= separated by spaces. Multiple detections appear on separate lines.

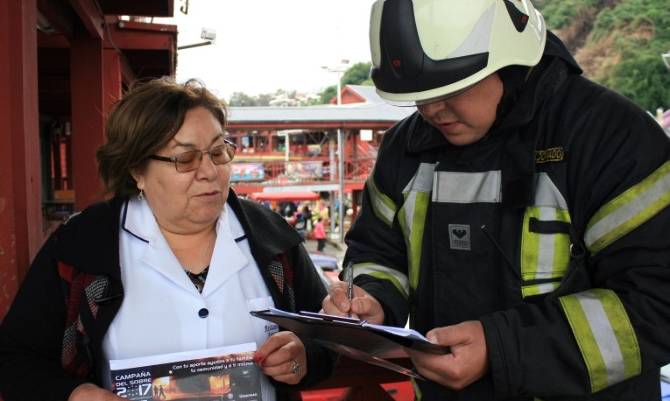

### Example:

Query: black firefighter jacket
xmin=344 ymin=32 xmax=670 ymax=400
xmin=0 ymin=191 xmax=335 ymax=401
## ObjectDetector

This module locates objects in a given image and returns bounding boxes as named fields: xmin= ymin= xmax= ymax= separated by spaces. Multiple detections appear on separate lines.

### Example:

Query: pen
xmin=344 ymin=261 xmax=354 ymax=318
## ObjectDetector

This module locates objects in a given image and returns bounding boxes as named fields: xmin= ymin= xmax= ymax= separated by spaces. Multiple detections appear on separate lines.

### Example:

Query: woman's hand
xmin=255 ymin=331 xmax=307 ymax=385
xmin=321 ymin=281 xmax=385 ymax=324
xmin=407 ymin=321 xmax=488 ymax=390
xmin=68 ymin=383 xmax=125 ymax=401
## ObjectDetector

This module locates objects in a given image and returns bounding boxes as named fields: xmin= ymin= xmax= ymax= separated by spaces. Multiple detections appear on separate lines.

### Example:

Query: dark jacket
xmin=345 ymin=32 xmax=670 ymax=400
xmin=0 ymin=191 xmax=334 ymax=401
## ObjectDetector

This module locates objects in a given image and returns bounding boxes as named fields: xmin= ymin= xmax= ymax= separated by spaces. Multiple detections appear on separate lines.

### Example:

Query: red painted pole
xmin=103 ymin=48 xmax=122 ymax=115
xmin=0 ymin=0 xmax=42 ymax=317
xmin=70 ymin=32 xmax=105 ymax=211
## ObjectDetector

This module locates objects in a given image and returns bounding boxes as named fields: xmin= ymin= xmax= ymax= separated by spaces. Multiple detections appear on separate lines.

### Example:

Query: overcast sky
xmin=158 ymin=0 xmax=376 ymax=100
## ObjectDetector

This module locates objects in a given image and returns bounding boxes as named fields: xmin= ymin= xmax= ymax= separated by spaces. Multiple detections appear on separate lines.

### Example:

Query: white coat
xmin=102 ymin=197 xmax=278 ymax=401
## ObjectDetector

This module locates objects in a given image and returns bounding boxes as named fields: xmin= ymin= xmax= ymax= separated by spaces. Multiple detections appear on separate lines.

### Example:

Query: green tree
xmin=319 ymin=85 xmax=337 ymax=104
xmin=228 ymin=92 xmax=274 ymax=107
xmin=316 ymin=62 xmax=374 ymax=104
xmin=606 ymin=52 xmax=670 ymax=110
xmin=536 ymin=0 xmax=670 ymax=110
xmin=255 ymin=93 xmax=273 ymax=107
xmin=228 ymin=92 xmax=258 ymax=107
xmin=342 ymin=62 xmax=373 ymax=86
xmin=590 ymin=0 xmax=670 ymax=110
xmin=534 ymin=0 xmax=598 ymax=30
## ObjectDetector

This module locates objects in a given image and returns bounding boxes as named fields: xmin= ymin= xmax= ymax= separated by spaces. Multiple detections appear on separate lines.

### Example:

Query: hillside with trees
xmin=229 ymin=1 xmax=669 ymax=111
xmin=536 ymin=0 xmax=670 ymax=110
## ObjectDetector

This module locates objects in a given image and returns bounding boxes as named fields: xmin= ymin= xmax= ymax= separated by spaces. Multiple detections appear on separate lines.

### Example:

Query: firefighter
xmin=322 ymin=0 xmax=670 ymax=400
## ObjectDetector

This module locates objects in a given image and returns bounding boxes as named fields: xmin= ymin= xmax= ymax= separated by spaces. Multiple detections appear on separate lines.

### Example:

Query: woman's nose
xmin=196 ymin=153 xmax=218 ymax=179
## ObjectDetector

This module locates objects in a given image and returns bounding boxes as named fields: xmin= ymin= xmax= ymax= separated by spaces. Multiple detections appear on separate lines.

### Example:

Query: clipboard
xmin=250 ymin=308 xmax=450 ymax=379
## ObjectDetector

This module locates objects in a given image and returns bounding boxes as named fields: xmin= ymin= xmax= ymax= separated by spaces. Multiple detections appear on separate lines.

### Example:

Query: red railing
xmin=298 ymin=357 xmax=413 ymax=401
xmin=237 ymin=157 xmax=374 ymax=185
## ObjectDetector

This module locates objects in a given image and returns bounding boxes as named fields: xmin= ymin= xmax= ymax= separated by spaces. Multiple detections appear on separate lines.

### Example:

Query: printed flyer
xmin=109 ymin=342 xmax=261 ymax=401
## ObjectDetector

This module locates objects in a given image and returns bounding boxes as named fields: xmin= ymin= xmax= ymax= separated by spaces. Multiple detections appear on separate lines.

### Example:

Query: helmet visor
xmin=380 ymin=83 xmax=475 ymax=107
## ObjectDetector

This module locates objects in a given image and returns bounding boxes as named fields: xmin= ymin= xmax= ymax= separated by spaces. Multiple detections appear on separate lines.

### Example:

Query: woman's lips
xmin=196 ymin=191 xmax=220 ymax=197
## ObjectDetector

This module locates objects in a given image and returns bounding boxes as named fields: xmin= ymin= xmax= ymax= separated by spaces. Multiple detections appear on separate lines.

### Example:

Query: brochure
xmin=109 ymin=342 xmax=261 ymax=401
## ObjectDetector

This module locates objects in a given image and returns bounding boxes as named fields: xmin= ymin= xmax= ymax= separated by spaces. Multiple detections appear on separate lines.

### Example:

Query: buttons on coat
xmin=198 ymin=308 xmax=209 ymax=318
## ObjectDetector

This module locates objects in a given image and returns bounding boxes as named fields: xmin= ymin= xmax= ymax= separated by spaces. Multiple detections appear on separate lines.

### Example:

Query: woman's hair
xmin=97 ymin=77 xmax=227 ymax=198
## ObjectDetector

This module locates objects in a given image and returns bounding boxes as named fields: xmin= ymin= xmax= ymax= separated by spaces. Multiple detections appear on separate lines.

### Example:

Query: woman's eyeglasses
xmin=149 ymin=139 xmax=237 ymax=173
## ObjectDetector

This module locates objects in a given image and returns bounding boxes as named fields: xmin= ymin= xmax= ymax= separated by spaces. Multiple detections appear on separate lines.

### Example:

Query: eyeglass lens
xmin=174 ymin=143 xmax=235 ymax=172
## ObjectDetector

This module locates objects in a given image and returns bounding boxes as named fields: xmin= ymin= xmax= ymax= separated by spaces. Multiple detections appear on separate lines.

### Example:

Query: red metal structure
xmin=226 ymin=85 xmax=415 ymax=218
xmin=0 ymin=0 xmax=176 ymax=317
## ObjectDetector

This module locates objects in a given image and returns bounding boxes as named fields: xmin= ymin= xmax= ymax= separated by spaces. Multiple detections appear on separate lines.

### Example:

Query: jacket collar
xmin=227 ymin=191 xmax=303 ymax=271
xmin=55 ymin=191 xmax=301 ymax=280
xmin=55 ymin=196 xmax=125 ymax=280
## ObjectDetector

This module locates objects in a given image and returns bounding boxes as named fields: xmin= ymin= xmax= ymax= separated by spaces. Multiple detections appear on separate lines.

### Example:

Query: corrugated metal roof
xmin=229 ymin=100 xmax=415 ymax=124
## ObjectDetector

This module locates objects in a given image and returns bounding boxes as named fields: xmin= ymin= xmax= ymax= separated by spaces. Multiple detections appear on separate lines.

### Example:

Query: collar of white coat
xmin=121 ymin=196 xmax=246 ymax=243
xmin=121 ymin=196 xmax=251 ymax=296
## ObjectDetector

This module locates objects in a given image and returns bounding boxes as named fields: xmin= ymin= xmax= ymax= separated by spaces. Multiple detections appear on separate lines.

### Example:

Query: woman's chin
xmin=188 ymin=203 xmax=224 ymax=224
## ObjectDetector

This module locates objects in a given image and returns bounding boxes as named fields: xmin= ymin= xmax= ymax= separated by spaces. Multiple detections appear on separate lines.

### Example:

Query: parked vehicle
xmin=308 ymin=252 xmax=340 ymax=286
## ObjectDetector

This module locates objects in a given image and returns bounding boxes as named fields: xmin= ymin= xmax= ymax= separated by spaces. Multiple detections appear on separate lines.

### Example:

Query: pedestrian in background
xmin=313 ymin=218 xmax=327 ymax=252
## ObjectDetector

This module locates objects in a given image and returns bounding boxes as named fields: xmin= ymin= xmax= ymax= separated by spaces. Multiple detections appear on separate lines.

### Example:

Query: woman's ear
xmin=130 ymin=169 xmax=145 ymax=192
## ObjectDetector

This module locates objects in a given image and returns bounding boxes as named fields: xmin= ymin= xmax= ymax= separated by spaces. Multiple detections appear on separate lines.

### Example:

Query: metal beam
xmin=100 ymin=0 xmax=173 ymax=17
xmin=37 ymin=0 xmax=74 ymax=37
xmin=119 ymin=52 xmax=137 ymax=85
xmin=69 ymin=0 xmax=104 ymax=39
xmin=0 ymin=0 xmax=43 ymax=316
xmin=108 ymin=20 xmax=177 ymax=50
xmin=103 ymin=49 xmax=123 ymax=111
xmin=70 ymin=33 xmax=105 ymax=210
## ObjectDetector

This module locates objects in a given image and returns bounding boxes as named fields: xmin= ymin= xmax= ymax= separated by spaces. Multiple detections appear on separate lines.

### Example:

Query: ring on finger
xmin=290 ymin=359 xmax=301 ymax=375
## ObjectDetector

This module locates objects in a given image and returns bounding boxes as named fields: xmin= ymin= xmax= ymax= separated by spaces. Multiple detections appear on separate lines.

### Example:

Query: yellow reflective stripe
xmin=399 ymin=191 xmax=431 ymax=290
xmin=412 ymin=378 xmax=422 ymax=401
xmin=520 ymin=206 xmax=571 ymax=297
xmin=586 ymin=161 xmax=670 ymax=254
xmin=409 ymin=192 xmax=430 ymax=290
xmin=352 ymin=263 xmax=409 ymax=299
xmin=559 ymin=289 xmax=641 ymax=392
xmin=398 ymin=164 xmax=434 ymax=291
xmin=553 ymin=209 xmax=571 ymax=274
xmin=367 ymin=176 xmax=397 ymax=227
xmin=521 ymin=282 xmax=560 ymax=298
xmin=521 ymin=208 xmax=540 ymax=280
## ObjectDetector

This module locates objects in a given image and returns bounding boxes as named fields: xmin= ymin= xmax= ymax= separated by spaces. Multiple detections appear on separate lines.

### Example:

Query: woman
xmin=313 ymin=218 xmax=327 ymax=252
xmin=0 ymin=78 xmax=333 ymax=401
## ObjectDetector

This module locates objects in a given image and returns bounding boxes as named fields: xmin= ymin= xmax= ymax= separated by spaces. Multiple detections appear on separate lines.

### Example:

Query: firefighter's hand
xmin=68 ymin=383 xmax=125 ymax=401
xmin=321 ymin=281 xmax=385 ymax=324
xmin=407 ymin=321 xmax=488 ymax=390
xmin=255 ymin=331 xmax=307 ymax=385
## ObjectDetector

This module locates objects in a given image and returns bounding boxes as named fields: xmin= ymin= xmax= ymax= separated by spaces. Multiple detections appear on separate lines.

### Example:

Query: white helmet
xmin=369 ymin=0 xmax=547 ymax=104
